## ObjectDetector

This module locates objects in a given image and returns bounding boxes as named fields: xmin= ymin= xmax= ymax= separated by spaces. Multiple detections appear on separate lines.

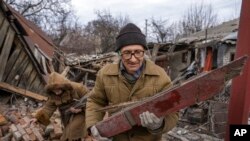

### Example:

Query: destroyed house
xmin=177 ymin=19 xmax=239 ymax=72
xmin=0 ymin=1 xmax=54 ymax=98
xmin=148 ymin=43 xmax=192 ymax=81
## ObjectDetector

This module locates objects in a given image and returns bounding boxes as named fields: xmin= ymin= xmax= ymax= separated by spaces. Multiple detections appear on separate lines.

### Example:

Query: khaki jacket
xmin=35 ymin=72 xmax=89 ymax=141
xmin=86 ymin=60 xmax=178 ymax=141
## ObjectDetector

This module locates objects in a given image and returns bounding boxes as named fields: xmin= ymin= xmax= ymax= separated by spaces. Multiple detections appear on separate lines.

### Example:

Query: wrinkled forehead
xmin=120 ymin=45 xmax=144 ymax=52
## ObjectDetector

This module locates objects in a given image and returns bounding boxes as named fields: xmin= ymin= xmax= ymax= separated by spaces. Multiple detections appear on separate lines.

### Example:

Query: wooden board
xmin=25 ymin=69 xmax=37 ymax=90
xmin=0 ymin=19 xmax=9 ymax=49
xmin=5 ymin=54 xmax=29 ymax=84
xmin=0 ymin=11 xmax=4 ymax=26
xmin=0 ymin=28 xmax=15 ymax=81
xmin=30 ymin=78 xmax=42 ymax=94
xmin=2 ymin=41 xmax=22 ymax=81
xmin=0 ymin=82 xmax=47 ymax=101
xmin=17 ymin=63 xmax=34 ymax=89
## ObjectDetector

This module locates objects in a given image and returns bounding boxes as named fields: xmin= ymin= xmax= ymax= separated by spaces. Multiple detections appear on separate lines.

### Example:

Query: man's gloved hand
xmin=90 ymin=125 xmax=113 ymax=141
xmin=140 ymin=111 xmax=164 ymax=130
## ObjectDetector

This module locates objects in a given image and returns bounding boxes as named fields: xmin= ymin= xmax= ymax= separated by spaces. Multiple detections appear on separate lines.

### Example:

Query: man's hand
xmin=90 ymin=125 xmax=112 ymax=141
xmin=140 ymin=111 xmax=164 ymax=130
xmin=69 ymin=107 xmax=82 ymax=113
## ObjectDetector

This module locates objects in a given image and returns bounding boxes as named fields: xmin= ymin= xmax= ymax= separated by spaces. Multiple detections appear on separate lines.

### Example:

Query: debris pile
xmin=65 ymin=52 xmax=118 ymax=70
xmin=0 ymin=96 xmax=64 ymax=141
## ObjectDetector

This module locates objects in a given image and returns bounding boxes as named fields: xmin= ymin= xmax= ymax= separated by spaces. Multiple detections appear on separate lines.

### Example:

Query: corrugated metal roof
xmin=6 ymin=4 xmax=54 ymax=58
xmin=177 ymin=19 xmax=239 ymax=44
xmin=221 ymin=31 xmax=238 ymax=41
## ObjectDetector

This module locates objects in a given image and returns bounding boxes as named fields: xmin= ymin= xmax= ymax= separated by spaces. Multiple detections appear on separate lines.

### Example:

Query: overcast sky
xmin=71 ymin=0 xmax=242 ymax=29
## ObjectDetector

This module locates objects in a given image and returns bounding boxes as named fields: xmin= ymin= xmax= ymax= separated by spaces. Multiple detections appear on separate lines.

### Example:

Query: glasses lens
xmin=121 ymin=51 xmax=132 ymax=59
xmin=121 ymin=50 xmax=144 ymax=59
xmin=134 ymin=50 xmax=144 ymax=58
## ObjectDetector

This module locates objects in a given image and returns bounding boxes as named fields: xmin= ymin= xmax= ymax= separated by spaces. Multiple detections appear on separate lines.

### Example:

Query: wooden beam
xmin=0 ymin=19 xmax=9 ymax=48
xmin=73 ymin=66 xmax=97 ymax=74
xmin=155 ymin=50 xmax=188 ymax=62
xmin=0 ymin=10 xmax=4 ymax=25
xmin=0 ymin=27 xmax=15 ymax=81
xmin=0 ymin=82 xmax=47 ymax=101
xmin=61 ymin=66 xmax=70 ymax=76
xmin=2 ymin=41 xmax=22 ymax=81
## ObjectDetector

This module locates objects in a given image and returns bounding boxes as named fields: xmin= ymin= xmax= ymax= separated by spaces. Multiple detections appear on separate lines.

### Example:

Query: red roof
xmin=7 ymin=5 xmax=55 ymax=58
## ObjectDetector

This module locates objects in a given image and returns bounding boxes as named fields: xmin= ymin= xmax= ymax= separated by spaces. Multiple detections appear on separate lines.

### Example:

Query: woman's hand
xmin=69 ymin=107 xmax=82 ymax=113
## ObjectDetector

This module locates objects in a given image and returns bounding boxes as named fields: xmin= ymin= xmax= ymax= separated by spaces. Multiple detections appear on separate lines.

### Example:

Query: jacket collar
xmin=103 ymin=59 xmax=160 ymax=76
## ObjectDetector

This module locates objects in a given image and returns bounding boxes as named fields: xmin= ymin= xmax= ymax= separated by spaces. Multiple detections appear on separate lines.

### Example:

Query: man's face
xmin=120 ymin=45 xmax=145 ymax=74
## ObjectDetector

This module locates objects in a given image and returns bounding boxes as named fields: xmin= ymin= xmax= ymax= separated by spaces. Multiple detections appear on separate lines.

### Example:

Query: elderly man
xmin=86 ymin=23 xmax=178 ymax=141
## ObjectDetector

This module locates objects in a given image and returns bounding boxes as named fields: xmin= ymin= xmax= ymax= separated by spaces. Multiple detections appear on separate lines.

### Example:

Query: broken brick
xmin=10 ymin=124 xmax=18 ymax=132
xmin=29 ymin=133 xmax=37 ymax=141
xmin=22 ymin=134 xmax=31 ymax=141
xmin=16 ymin=124 xmax=26 ymax=135
xmin=0 ymin=114 xmax=7 ymax=125
xmin=31 ymin=128 xmax=44 ymax=141
xmin=25 ymin=127 xmax=33 ymax=135
xmin=13 ymin=131 xmax=22 ymax=141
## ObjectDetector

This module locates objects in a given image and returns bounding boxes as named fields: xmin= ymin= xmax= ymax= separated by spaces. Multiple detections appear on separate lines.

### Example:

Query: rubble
xmin=0 ymin=96 xmax=64 ymax=141
xmin=65 ymin=52 xmax=118 ymax=68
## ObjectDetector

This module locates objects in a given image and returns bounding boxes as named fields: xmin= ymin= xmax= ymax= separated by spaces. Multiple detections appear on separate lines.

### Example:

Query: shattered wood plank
xmin=155 ymin=50 xmax=188 ymax=61
xmin=47 ymin=60 xmax=55 ymax=73
xmin=12 ymin=60 xmax=30 ymax=86
xmin=41 ymin=56 xmax=48 ymax=74
xmin=2 ymin=41 xmax=22 ymax=81
xmin=73 ymin=66 xmax=97 ymax=74
xmin=5 ymin=53 xmax=28 ymax=84
xmin=61 ymin=66 xmax=70 ymax=76
xmin=25 ymin=69 xmax=37 ymax=89
xmin=17 ymin=63 xmax=33 ymax=88
xmin=0 ymin=10 xmax=4 ymax=24
xmin=0 ymin=27 xmax=15 ymax=81
xmin=0 ymin=19 xmax=9 ymax=49
xmin=0 ymin=82 xmax=48 ymax=101
xmin=30 ymin=79 xmax=42 ymax=93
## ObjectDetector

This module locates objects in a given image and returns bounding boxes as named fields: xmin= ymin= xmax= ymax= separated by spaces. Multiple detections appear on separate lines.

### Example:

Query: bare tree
xmin=149 ymin=18 xmax=176 ymax=43
xmin=179 ymin=1 xmax=218 ymax=36
xmin=84 ymin=10 xmax=130 ymax=53
xmin=5 ymin=0 xmax=75 ymax=36
xmin=56 ymin=10 xmax=130 ymax=55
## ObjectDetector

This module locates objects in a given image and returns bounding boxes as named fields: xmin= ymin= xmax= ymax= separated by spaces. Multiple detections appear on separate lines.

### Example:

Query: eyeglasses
xmin=120 ymin=50 xmax=144 ymax=60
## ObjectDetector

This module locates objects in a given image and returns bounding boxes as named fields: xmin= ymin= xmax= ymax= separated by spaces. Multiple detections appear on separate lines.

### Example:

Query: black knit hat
xmin=116 ymin=23 xmax=147 ymax=52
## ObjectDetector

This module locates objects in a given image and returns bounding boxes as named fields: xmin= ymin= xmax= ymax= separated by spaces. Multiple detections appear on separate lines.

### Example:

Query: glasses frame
xmin=120 ymin=50 xmax=145 ymax=60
